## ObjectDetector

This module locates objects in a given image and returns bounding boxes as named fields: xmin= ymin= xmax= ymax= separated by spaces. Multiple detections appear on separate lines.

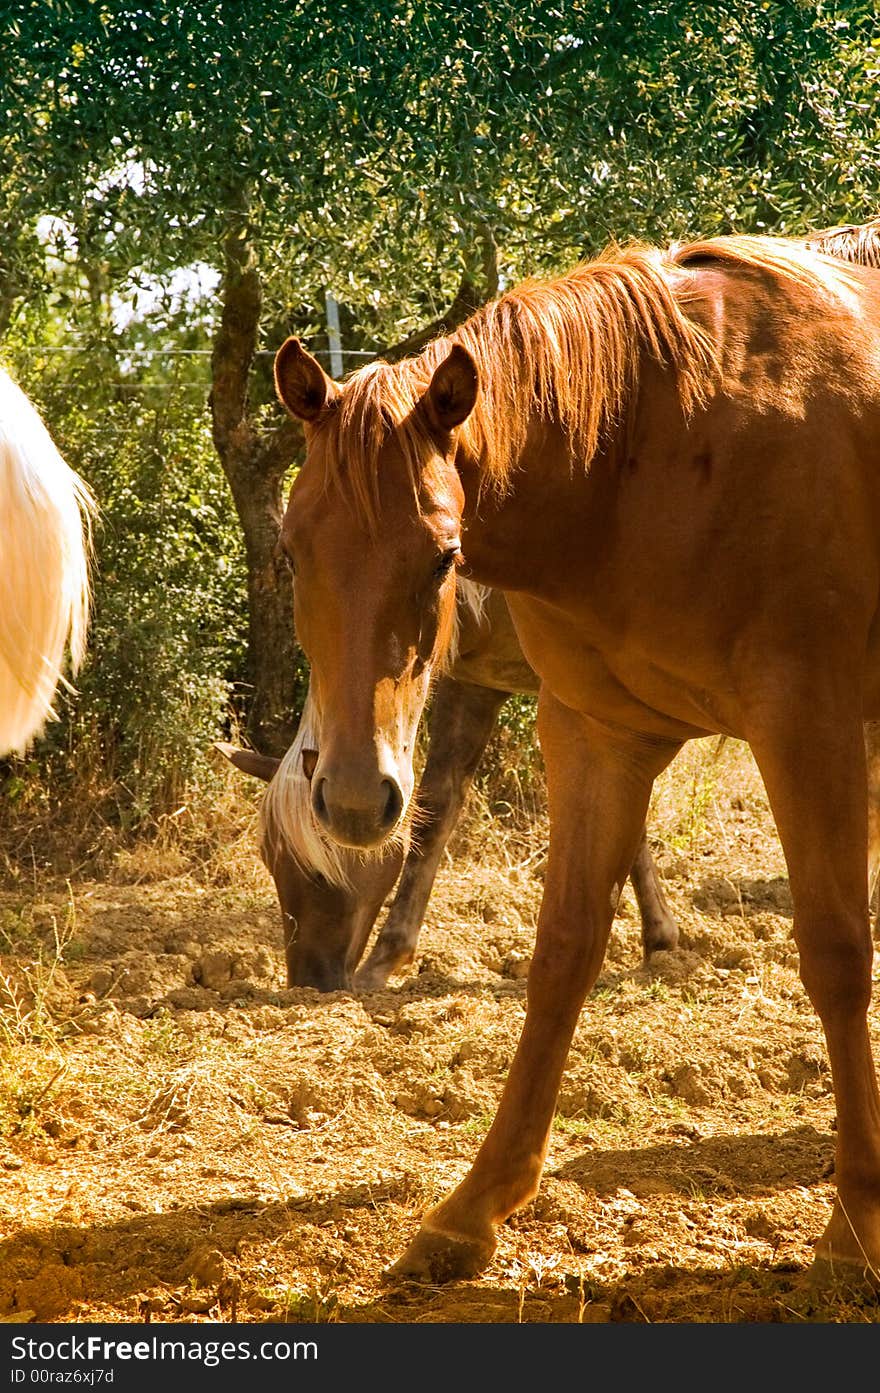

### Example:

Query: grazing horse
xmin=219 ymin=583 xmax=677 ymax=990
xmin=272 ymin=230 xmax=880 ymax=1289
xmin=0 ymin=367 xmax=94 ymax=755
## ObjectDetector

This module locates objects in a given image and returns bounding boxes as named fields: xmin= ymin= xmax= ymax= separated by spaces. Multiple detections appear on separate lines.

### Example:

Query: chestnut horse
xmin=273 ymin=232 xmax=880 ymax=1288
xmin=220 ymin=582 xmax=677 ymax=990
xmin=0 ymin=367 xmax=94 ymax=755
xmin=225 ymin=213 xmax=874 ymax=997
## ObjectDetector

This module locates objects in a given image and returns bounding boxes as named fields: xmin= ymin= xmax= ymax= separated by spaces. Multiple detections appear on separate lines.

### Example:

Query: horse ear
xmin=211 ymin=740 xmax=280 ymax=784
xmin=274 ymin=337 xmax=339 ymax=422
xmin=423 ymin=344 xmax=479 ymax=432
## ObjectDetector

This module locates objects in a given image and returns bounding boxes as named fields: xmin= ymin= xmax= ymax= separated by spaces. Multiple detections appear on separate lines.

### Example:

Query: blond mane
xmin=807 ymin=213 xmax=880 ymax=268
xmin=445 ymin=577 xmax=490 ymax=669
xmin=314 ymin=234 xmax=857 ymax=522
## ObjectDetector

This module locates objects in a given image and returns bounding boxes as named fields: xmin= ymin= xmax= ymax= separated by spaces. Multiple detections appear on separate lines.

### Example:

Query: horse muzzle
xmin=311 ymin=767 xmax=405 ymax=849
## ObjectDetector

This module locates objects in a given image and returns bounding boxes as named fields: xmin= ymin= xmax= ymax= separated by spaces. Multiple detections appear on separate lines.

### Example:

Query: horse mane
xmin=445 ymin=577 xmax=491 ymax=669
xmin=260 ymin=691 xmax=356 ymax=888
xmin=806 ymin=212 xmax=880 ymax=268
xmin=317 ymin=234 xmax=858 ymax=521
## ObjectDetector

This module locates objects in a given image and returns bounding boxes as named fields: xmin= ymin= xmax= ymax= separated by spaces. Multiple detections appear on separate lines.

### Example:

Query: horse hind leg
xmin=865 ymin=720 xmax=880 ymax=937
xmin=355 ymin=677 xmax=507 ymax=990
xmin=629 ymin=825 xmax=679 ymax=956
xmin=749 ymin=698 xmax=880 ymax=1289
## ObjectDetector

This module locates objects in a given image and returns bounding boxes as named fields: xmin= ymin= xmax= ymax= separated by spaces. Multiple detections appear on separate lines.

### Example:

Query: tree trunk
xmin=210 ymin=197 xmax=303 ymax=756
xmin=222 ymin=438 xmax=303 ymax=756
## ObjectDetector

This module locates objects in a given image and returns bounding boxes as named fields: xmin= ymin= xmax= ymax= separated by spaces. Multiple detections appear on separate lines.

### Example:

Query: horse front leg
xmin=749 ymin=698 xmax=880 ymax=1288
xmin=387 ymin=689 xmax=680 ymax=1282
xmin=355 ymin=677 xmax=507 ymax=990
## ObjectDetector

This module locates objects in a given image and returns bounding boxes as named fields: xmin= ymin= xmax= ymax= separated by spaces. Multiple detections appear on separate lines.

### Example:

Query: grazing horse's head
xmin=274 ymin=337 xmax=478 ymax=851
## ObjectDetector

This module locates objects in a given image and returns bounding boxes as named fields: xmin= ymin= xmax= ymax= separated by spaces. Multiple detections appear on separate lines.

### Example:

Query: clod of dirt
xmin=136 ymin=1290 xmax=169 ymax=1316
xmin=76 ymin=1000 xmax=124 ymax=1035
xmin=394 ymin=1083 xmax=445 ymax=1118
xmin=193 ymin=947 xmax=275 ymax=992
xmin=744 ymin=1210 xmax=779 ymax=1243
xmin=177 ymin=1294 xmax=215 ymax=1314
xmin=786 ymin=1045 xmax=829 ymax=1094
xmin=13 ymin=1265 xmax=83 ymax=1320
xmin=667 ymin=1063 xmax=718 ymax=1106
xmin=88 ymin=965 xmax=114 ymax=996
xmin=193 ymin=951 xmax=234 ymax=990
xmin=531 ymin=1177 xmax=590 ymax=1226
xmin=643 ymin=949 xmax=714 ymax=986
xmin=501 ymin=951 xmax=531 ymax=980
xmin=163 ymin=986 xmax=217 ymax=1011
xmin=0 ymin=957 xmax=76 ymax=1017
xmin=184 ymin=1246 xmax=227 ymax=1287
xmin=622 ymin=1219 xmax=654 ymax=1247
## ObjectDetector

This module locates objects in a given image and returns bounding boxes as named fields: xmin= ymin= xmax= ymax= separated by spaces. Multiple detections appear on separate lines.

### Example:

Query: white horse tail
xmin=0 ymin=367 xmax=97 ymax=755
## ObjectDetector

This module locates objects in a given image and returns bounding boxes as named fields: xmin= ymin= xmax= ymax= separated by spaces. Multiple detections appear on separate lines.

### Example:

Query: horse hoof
xmin=352 ymin=964 xmax=391 ymax=993
xmin=383 ymin=1225 xmax=496 ymax=1284
xmin=809 ymin=1249 xmax=880 ymax=1296
xmin=642 ymin=919 xmax=679 ymax=957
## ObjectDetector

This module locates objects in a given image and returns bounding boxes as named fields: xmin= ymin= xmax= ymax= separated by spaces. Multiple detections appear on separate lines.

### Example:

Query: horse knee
xmin=527 ymin=916 xmax=605 ymax=999
xmin=796 ymin=912 xmax=873 ymax=1018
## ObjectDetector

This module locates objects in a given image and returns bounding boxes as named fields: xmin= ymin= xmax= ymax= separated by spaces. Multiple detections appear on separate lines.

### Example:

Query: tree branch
xmin=255 ymin=412 xmax=304 ymax=483
xmin=218 ymin=217 xmax=498 ymax=490
xmin=382 ymin=222 xmax=499 ymax=363
xmin=380 ymin=271 xmax=483 ymax=363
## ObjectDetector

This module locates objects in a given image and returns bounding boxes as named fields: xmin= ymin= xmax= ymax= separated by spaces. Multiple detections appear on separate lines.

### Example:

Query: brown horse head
xmin=273 ymin=336 xmax=478 ymax=851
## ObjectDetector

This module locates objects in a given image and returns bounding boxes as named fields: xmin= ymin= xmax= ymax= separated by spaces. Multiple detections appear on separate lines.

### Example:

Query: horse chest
xmin=504 ymin=594 xmax=722 ymax=739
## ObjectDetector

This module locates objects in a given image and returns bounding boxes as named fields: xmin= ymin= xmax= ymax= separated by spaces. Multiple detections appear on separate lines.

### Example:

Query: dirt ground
xmin=1 ymin=737 xmax=879 ymax=1325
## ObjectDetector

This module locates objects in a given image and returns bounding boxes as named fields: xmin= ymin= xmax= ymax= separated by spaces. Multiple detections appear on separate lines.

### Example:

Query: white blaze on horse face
xmin=372 ymin=666 xmax=432 ymax=810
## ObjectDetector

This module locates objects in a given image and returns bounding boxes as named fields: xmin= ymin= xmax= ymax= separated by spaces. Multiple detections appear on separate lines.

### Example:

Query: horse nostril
xmin=380 ymin=778 xmax=403 ymax=829
xmin=312 ymin=776 xmax=329 ymax=826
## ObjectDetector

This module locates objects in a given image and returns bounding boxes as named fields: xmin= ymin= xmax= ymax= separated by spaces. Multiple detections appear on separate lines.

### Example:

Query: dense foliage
xmin=0 ymin=1 xmax=878 ymax=828
xmin=2 ymin=322 xmax=247 ymax=827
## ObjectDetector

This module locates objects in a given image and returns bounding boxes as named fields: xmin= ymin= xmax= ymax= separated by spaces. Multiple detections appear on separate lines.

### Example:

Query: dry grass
xmin=1 ymin=735 xmax=879 ymax=1323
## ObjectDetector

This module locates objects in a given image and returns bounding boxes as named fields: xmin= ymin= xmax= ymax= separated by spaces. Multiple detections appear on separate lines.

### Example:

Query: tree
xmin=2 ymin=0 xmax=878 ymax=768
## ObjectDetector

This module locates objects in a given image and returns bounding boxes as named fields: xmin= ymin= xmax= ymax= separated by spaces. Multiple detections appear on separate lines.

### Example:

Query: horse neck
xmin=457 ymin=416 xmax=605 ymax=594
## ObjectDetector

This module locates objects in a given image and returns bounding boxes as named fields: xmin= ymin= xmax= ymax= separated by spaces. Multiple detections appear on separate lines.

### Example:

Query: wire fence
xmin=10 ymin=341 xmax=377 ymax=390
xmin=10 ymin=295 xmax=377 ymax=383
xmin=12 ymin=346 xmax=376 ymax=358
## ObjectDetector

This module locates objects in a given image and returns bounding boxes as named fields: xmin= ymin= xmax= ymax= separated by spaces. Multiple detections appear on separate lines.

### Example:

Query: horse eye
xmin=433 ymin=548 xmax=459 ymax=580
